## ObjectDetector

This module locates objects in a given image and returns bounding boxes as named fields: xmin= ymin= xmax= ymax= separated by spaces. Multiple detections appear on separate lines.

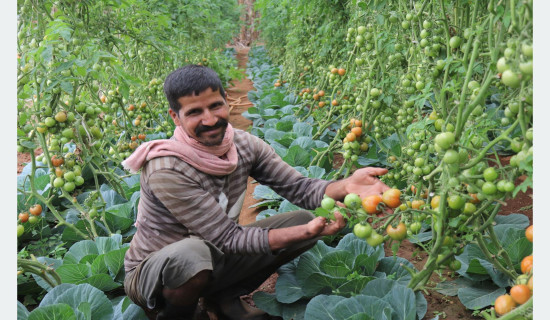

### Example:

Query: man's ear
xmin=168 ymin=109 xmax=180 ymax=126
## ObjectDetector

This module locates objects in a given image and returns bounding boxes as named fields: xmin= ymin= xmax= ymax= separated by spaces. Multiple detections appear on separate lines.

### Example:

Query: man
xmin=122 ymin=65 xmax=389 ymax=320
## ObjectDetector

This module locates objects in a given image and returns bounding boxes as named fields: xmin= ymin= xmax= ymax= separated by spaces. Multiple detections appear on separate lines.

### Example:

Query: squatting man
xmin=122 ymin=65 xmax=390 ymax=319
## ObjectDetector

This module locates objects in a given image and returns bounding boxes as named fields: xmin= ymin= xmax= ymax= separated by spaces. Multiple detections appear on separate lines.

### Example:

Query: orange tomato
xmin=494 ymin=294 xmax=516 ymax=315
xmin=430 ymin=195 xmax=441 ymax=209
xmin=510 ymin=284 xmax=531 ymax=304
xmin=29 ymin=204 xmax=43 ymax=216
xmin=318 ymin=90 xmax=325 ymax=97
xmin=346 ymin=132 xmax=356 ymax=142
xmin=362 ymin=195 xmax=383 ymax=214
xmin=338 ymin=68 xmax=346 ymax=76
xmin=411 ymin=199 xmax=425 ymax=209
xmin=331 ymin=99 xmax=339 ymax=106
xmin=521 ymin=255 xmax=533 ymax=274
xmin=382 ymin=188 xmax=402 ymax=208
xmin=318 ymin=101 xmax=326 ymax=108
xmin=351 ymin=127 xmax=362 ymax=137
xmin=525 ymin=225 xmax=533 ymax=242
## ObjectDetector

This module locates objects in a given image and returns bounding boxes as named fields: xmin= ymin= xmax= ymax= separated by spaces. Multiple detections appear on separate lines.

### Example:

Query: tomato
xmin=510 ymin=284 xmax=531 ymax=304
xmin=525 ymin=225 xmax=533 ymax=242
xmin=386 ymin=222 xmax=407 ymax=240
xmin=321 ymin=197 xmax=336 ymax=210
xmin=528 ymin=276 xmax=533 ymax=291
xmin=74 ymin=176 xmax=85 ymax=186
xmin=497 ymin=57 xmax=510 ymax=73
xmin=519 ymin=60 xmax=533 ymax=76
xmin=29 ymin=204 xmax=42 ymax=216
xmin=411 ymin=199 xmax=425 ymax=209
xmin=481 ymin=182 xmax=497 ymax=195
xmin=431 ymin=195 xmax=441 ymax=209
xmin=443 ymin=149 xmax=459 ymax=164
xmin=494 ymin=294 xmax=516 ymax=315
xmin=449 ymin=36 xmax=462 ymax=49
xmin=439 ymin=257 xmax=457 ymax=270
xmin=353 ymin=223 xmax=373 ymax=239
xmin=382 ymin=188 xmax=401 ymax=208
xmin=28 ymin=216 xmax=39 ymax=225
xmin=448 ymin=195 xmax=465 ymax=210
xmin=501 ymin=70 xmax=520 ymax=88
xmin=351 ymin=127 xmax=362 ymax=137
xmin=463 ymin=202 xmax=476 ymax=216
xmin=337 ymin=68 xmax=346 ymax=76
xmin=53 ymin=177 xmax=65 ymax=188
xmin=55 ymin=111 xmax=67 ymax=123
xmin=483 ymin=167 xmax=498 ymax=182
xmin=64 ymin=182 xmax=76 ymax=192
xmin=362 ymin=194 xmax=383 ymax=214
xmin=64 ymin=171 xmax=76 ymax=182
xmin=345 ymin=132 xmax=356 ymax=142
xmin=521 ymin=255 xmax=533 ymax=274
xmin=434 ymin=132 xmax=455 ymax=150
xmin=365 ymin=231 xmax=384 ymax=247
xmin=18 ymin=212 xmax=29 ymax=223
xmin=17 ymin=225 xmax=24 ymax=238
xmin=410 ymin=222 xmax=422 ymax=234
xmin=89 ymin=208 xmax=98 ymax=219
xmin=343 ymin=193 xmax=362 ymax=209
xmin=51 ymin=155 xmax=64 ymax=167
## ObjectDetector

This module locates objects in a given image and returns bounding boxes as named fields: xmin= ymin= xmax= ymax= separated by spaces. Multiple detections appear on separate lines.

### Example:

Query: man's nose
xmin=201 ymin=109 xmax=217 ymax=126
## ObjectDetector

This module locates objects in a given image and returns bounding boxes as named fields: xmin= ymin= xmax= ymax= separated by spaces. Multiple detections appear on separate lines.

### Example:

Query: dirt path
xmin=225 ymin=45 xmax=264 ymax=226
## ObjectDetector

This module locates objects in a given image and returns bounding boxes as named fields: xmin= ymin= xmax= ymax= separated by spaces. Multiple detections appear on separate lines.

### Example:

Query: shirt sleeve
xmin=147 ymin=169 xmax=272 ymax=255
xmin=248 ymin=134 xmax=332 ymax=210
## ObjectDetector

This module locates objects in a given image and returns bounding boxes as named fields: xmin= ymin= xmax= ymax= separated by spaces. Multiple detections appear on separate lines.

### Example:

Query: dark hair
xmin=163 ymin=65 xmax=226 ymax=112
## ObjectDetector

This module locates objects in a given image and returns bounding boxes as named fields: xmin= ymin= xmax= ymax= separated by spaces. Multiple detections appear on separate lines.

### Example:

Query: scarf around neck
xmin=121 ymin=124 xmax=238 ymax=176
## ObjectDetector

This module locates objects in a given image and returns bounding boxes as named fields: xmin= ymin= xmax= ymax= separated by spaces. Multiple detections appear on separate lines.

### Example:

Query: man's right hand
xmin=306 ymin=211 xmax=346 ymax=237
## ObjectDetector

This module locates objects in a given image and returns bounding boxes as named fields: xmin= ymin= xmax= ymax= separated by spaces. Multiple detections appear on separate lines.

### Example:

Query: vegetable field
xmin=14 ymin=0 xmax=540 ymax=319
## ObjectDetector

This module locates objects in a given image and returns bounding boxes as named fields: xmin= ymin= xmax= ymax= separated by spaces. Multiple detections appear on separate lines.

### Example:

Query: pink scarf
xmin=121 ymin=124 xmax=238 ymax=176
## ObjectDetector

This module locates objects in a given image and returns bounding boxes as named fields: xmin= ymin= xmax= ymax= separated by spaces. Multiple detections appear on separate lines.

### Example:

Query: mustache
xmin=195 ymin=118 xmax=228 ymax=136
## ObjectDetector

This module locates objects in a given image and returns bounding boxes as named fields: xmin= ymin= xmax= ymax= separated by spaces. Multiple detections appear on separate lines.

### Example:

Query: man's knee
xmin=162 ymin=269 xmax=212 ymax=306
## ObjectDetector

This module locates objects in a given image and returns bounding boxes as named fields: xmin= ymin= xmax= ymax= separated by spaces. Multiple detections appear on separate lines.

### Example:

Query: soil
xmin=16 ymin=46 xmax=533 ymax=320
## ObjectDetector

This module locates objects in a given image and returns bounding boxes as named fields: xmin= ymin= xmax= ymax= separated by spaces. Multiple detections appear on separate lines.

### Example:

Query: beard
xmin=194 ymin=118 xmax=229 ymax=146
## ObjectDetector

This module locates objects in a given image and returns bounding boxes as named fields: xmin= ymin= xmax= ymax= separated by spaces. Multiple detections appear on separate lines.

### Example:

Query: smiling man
xmin=122 ymin=65 xmax=389 ymax=320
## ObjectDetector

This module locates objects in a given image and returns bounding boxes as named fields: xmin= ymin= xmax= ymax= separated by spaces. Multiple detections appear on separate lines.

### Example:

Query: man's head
xmin=164 ymin=65 xmax=230 ymax=146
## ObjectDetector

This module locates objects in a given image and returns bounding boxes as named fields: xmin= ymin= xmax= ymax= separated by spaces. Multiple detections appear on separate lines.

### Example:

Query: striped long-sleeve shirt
xmin=124 ymin=129 xmax=331 ymax=272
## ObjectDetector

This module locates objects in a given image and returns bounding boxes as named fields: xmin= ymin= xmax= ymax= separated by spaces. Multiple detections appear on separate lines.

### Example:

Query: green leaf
xmin=77 ymin=302 xmax=91 ymax=320
xmin=17 ymin=300 xmax=30 ymax=320
xmin=283 ymin=145 xmax=311 ymax=167
xmin=293 ymin=122 xmax=313 ymax=137
xmin=112 ymin=296 xmax=148 ymax=320
xmin=274 ymin=273 xmax=304 ymax=303
xmin=319 ymin=251 xmax=354 ymax=277
xmin=281 ymin=299 xmax=308 ymax=320
xmin=91 ymin=255 xmax=109 ymax=275
xmin=335 ymin=275 xmax=374 ymax=296
xmin=296 ymin=241 xmax=335 ymax=283
xmin=28 ymin=303 xmax=77 ymax=320
xmin=375 ymin=257 xmax=416 ymax=285
xmin=493 ymin=213 xmax=529 ymax=230
xmin=94 ymin=237 xmax=121 ymax=255
xmin=56 ymin=264 xmax=91 ymax=284
xmin=104 ymin=247 xmax=129 ymax=277
xmin=252 ymin=292 xmax=283 ymax=317
xmin=83 ymin=274 xmax=122 ymax=292
xmin=457 ymin=282 xmax=506 ymax=310
xmin=435 ymin=278 xmax=477 ymax=297
xmin=302 ymin=272 xmax=347 ymax=297
xmin=252 ymin=185 xmax=282 ymax=200
xmin=65 ymin=240 xmax=99 ymax=263
xmin=60 ymin=81 xmax=73 ymax=94
xmin=39 ymin=283 xmax=113 ymax=320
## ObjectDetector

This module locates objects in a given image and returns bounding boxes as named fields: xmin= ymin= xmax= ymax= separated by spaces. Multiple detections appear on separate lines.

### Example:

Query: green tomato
xmin=344 ymin=193 xmax=362 ymax=209
xmin=63 ymin=182 xmax=76 ymax=192
xmin=321 ymin=197 xmax=336 ymax=210
xmin=365 ymin=231 xmax=385 ymax=247
xmin=353 ymin=223 xmax=373 ymax=239
xmin=410 ymin=222 xmax=422 ymax=234
xmin=74 ymin=176 xmax=85 ymax=186
xmin=53 ymin=177 xmax=65 ymax=188
xmin=435 ymin=132 xmax=455 ymax=150
xmin=483 ymin=167 xmax=499 ymax=182
xmin=17 ymin=225 xmax=25 ymax=237
xmin=449 ymin=260 xmax=462 ymax=271
xmin=448 ymin=195 xmax=465 ymax=210
xmin=449 ymin=36 xmax=462 ymax=49
xmin=463 ymin=202 xmax=476 ymax=216
xmin=28 ymin=215 xmax=39 ymax=225
xmin=496 ymin=57 xmax=509 ymax=73
xmin=501 ymin=70 xmax=520 ymax=88
xmin=443 ymin=149 xmax=459 ymax=164
xmin=482 ymin=182 xmax=497 ymax=195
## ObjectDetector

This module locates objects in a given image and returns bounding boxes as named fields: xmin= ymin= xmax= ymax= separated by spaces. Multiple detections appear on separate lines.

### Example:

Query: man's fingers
xmin=366 ymin=167 xmax=389 ymax=176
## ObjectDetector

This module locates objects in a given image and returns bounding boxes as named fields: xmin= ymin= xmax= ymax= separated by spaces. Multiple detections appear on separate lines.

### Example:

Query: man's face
xmin=168 ymin=87 xmax=230 ymax=146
